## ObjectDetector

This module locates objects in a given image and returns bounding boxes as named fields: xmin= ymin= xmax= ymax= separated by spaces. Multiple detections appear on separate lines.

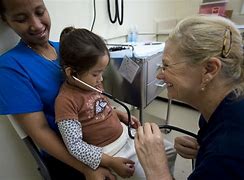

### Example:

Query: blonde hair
xmin=168 ymin=15 xmax=244 ymax=97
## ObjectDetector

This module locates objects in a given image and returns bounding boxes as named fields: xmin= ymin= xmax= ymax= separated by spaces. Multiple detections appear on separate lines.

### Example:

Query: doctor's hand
xmin=135 ymin=123 xmax=172 ymax=180
xmin=174 ymin=136 xmax=199 ymax=159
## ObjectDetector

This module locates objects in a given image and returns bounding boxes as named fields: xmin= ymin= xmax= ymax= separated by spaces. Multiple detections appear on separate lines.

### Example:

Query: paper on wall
xmin=118 ymin=56 xmax=140 ymax=83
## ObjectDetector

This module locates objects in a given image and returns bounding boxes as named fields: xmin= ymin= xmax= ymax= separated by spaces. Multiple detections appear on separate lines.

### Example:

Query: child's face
xmin=78 ymin=54 xmax=109 ymax=91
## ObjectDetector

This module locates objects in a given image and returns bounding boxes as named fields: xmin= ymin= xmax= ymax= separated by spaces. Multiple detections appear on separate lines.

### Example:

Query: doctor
xmin=135 ymin=15 xmax=244 ymax=179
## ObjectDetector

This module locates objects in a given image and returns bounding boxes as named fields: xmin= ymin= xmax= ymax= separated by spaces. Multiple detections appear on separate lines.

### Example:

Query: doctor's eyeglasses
xmin=159 ymin=60 xmax=188 ymax=71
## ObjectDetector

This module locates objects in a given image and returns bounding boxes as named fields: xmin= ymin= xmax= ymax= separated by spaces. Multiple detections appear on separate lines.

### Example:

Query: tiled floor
xmin=132 ymin=98 xmax=200 ymax=180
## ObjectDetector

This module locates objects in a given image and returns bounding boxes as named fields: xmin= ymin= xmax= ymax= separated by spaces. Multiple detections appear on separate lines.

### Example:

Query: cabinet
xmin=103 ymin=43 xmax=166 ymax=122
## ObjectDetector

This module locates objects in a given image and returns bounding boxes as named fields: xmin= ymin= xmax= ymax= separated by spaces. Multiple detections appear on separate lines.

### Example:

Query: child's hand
xmin=111 ymin=157 xmax=135 ymax=178
xmin=116 ymin=110 xmax=141 ymax=129
xmin=130 ymin=115 xmax=141 ymax=129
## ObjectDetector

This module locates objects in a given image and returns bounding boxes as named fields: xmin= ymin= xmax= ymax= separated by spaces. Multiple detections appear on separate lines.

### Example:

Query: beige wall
xmin=227 ymin=0 xmax=244 ymax=24
xmin=0 ymin=0 xmax=243 ymax=179
xmin=44 ymin=0 xmax=202 ymax=42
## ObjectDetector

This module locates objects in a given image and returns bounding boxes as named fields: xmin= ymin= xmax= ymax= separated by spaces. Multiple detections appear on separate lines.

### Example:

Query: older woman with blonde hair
xmin=135 ymin=15 xmax=244 ymax=180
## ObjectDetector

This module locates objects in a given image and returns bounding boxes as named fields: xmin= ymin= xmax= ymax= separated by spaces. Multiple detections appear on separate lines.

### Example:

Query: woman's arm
xmin=12 ymin=111 xmax=115 ymax=180
xmin=58 ymin=119 xmax=135 ymax=178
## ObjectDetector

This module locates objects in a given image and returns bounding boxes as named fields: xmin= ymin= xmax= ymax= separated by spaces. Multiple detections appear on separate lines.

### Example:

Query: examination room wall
xmin=0 ymin=0 xmax=243 ymax=179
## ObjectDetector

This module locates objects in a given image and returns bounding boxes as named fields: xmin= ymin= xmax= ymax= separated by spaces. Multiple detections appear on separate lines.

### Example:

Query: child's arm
xmin=114 ymin=109 xmax=141 ymax=129
xmin=58 ymin=119 xmax=135 ymax=178
xmin=58 ymin=119 xmax=102 ymax=170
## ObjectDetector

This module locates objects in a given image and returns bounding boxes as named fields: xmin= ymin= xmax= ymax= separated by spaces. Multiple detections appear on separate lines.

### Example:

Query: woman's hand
xmin=115 ymin=109 xmax=141 ymax=129
xmin=85 ymin=166 xmax=116 ymax=180
xmin=100 ymin=153 xmax=135 ymax=178
xmin=134 ymin=123 xmax=171 ymax=180
xmin=174 ymin=136 xmax=199 ymax=159
xmin=110 ymin=157 xmax=135 ymax=178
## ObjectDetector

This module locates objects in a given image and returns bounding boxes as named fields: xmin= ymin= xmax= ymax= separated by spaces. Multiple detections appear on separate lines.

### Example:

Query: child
xmin=55 ymin=27 xmax=145 ymax=179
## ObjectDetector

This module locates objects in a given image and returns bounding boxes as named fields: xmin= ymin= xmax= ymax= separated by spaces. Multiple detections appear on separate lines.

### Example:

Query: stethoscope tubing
xmin=102 ymin=91 xmax=135 ymax=139
xmin=104 ymin=91 xmax=198 ymax=139
xmin=158 ymin=125 xmax=197 ymax=138
xmin=72 ymin=76 xmax=197 ymax=139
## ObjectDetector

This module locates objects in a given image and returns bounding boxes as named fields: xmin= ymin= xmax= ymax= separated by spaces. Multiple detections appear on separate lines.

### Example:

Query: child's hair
xmin=59 ymin=26 xmax=109 ymax=75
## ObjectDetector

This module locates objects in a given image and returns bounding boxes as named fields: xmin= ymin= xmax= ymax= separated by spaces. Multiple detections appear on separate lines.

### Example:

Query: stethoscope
xmin=72 ymin=76 xmax=198 ymax=139
xmin=107 ymin=0 xmax=124 ymax=25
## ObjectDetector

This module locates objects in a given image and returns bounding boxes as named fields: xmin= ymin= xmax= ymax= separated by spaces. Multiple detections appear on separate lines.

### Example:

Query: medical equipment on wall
xmin=72 ymin=76 xmax=197 ymax=139
xmin=107 ymin=0 xmax=124 ymax=25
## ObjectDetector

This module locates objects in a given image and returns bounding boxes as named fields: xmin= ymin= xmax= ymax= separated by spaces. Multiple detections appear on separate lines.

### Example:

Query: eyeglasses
xmin=159 ymin=60 xmax=187 ymax=71
xmin=221 ymin=26 xmax=232 ymax=58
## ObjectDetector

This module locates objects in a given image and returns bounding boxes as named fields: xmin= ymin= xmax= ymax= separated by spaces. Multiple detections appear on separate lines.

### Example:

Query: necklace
xmin=26 ymin=42 xmax=61 ymax=70
xmin=27 ymin=43 xmax=57 ymax=61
